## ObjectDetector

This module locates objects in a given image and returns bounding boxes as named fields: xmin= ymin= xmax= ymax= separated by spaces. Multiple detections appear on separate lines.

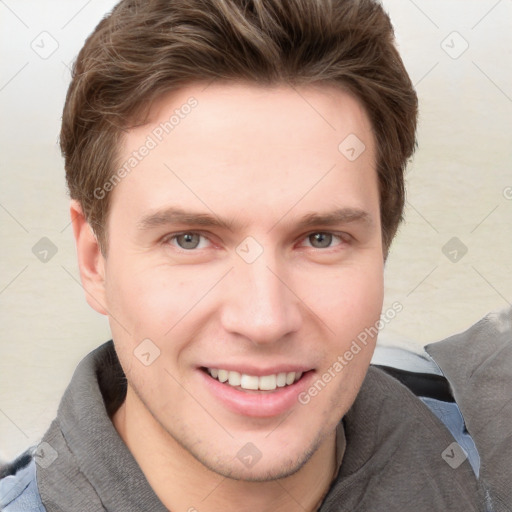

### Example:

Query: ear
xmin=70 ymin=200 xmax=108 ymax=315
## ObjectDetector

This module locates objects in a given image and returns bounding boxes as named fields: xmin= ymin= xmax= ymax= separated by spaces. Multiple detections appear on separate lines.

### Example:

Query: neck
xmin=112 ymin=385 xmax=338 ymax=512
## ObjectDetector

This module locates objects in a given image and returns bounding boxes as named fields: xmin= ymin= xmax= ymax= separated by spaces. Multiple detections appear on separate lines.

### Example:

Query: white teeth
xmin=259 ymin=374 xmax=277 ymax=391
xmin=228 ymin=371 xmax=241 ymax=386
xmin=276 ymin=372 xmax=287 ymax=387
xmin=207 ymin=368 xmax=304 ymax=391
xmin=240 ymin=374 xmax=259 ymax=390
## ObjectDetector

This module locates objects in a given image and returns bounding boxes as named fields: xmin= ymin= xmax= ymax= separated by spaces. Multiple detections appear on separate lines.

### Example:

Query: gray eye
xmin=176 ymin=233 xmax=201 ymax=249
xmin=309 ymin=233 xmax=332 ymax=248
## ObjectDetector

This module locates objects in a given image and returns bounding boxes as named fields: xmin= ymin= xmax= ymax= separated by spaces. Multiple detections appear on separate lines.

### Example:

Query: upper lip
xmin=199 ymin=364 xmax=313 ymax=376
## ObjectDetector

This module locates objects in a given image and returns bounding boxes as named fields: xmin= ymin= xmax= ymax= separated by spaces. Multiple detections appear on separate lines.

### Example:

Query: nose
xmin=220 ymin=252 xmax=302 ymax=346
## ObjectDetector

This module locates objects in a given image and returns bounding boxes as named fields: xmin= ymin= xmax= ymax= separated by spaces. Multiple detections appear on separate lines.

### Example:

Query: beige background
xmin=1 ymin=0 xmax=511 ymax=461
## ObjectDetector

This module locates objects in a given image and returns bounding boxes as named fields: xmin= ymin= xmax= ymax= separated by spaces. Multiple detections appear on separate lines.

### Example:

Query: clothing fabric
xmin=0 ymin=339 xmax=486 ymax=511
xmin=0 ymin=456 xmax=45 ymax=511
xmin=425 ymin=305 xmax=512 ymax=512
xmin=419 ymin=396 xmax=480 ymax=477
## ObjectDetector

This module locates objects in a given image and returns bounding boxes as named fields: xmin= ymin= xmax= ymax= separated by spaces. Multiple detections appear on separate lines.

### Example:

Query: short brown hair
xmin=61 ymin=0 xmax=417 ymax=256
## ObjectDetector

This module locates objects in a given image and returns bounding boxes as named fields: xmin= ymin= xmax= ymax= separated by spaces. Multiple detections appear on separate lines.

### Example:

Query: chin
xmin=186 ymin=431 xmax=324 ymax=483
xmin=205 ymin=454 xmax=312 ymax=483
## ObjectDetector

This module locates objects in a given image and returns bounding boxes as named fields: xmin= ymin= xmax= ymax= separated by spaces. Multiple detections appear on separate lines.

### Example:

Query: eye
xmin=301 ymin=232 xmax=347 ymax=249
xmin=165 ymin=232 xmax=211 ymax=250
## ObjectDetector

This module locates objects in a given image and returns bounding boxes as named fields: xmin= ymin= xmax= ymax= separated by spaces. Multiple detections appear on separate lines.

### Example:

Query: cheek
xmin=307 ymin=266 xmax=383 ymax=412
xmin=104 ymin=266 xmax=197 ymax=393
xmin=104 ymin=260 xmax=187 ymax=339
xmin=306 ymin=262 xmax=384 ymax=341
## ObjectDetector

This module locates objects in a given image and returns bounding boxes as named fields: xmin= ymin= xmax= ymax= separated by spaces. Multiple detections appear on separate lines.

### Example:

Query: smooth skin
xmin=71 ymin=82 xmax=384 ymax=512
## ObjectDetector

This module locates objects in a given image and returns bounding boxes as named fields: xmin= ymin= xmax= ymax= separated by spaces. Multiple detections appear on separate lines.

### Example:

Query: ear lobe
xmin=70 ymin=200 xmax=108 ymax=316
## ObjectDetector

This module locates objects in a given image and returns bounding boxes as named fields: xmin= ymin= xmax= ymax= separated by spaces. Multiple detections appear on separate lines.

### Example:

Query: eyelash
xmin=162 ymin=231 xmax=351 ymax=252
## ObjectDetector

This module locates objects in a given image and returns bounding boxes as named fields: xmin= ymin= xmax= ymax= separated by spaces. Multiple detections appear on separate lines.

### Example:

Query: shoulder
xmin=370 ymin=345 xmax=481 ymax=475
xmin=0 ymin=448 xmax=46 ymax=511
xmin=333 ymin=361 xmax=485 ymax=511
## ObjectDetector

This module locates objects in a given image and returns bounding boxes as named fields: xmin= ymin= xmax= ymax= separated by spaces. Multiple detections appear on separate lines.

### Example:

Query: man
xmin=0 ymin=0 xmax=492 ymax=510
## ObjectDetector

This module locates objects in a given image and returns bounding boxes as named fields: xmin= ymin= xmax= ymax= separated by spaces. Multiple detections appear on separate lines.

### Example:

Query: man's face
xmin=100 ymin=82 xmax=384 ymax=480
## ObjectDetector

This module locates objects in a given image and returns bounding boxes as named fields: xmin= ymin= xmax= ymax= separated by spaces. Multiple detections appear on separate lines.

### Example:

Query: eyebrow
xmin=136 ymin=206 xmax=373 ymax=233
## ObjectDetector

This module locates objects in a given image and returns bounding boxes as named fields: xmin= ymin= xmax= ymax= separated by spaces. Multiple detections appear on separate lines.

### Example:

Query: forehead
xmin=109 ymin=82 xmax=379 ymax=233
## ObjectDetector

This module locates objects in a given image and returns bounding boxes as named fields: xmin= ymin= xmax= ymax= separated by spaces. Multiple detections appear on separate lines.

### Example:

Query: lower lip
xmin=199 ymin=369 xmax=315 ymax=418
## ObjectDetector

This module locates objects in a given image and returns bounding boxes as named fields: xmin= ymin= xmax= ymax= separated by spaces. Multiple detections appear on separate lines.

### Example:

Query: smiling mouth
xmin=202 ymin=367 xmax=306 ymax=392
